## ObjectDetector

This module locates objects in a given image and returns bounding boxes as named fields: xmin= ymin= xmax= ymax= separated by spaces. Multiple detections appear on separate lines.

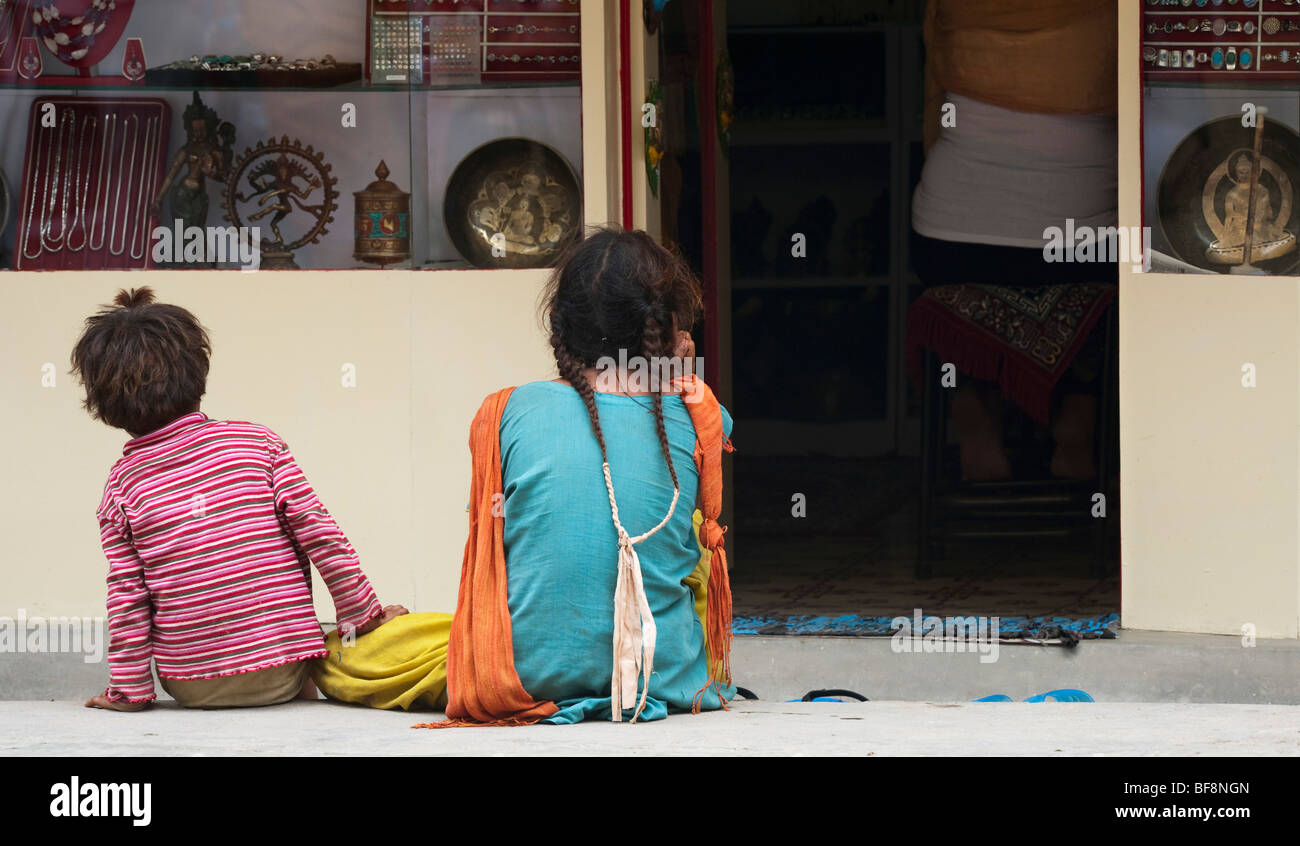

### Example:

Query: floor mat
xmin=734 ymin=611 xmax=1119 ymax=640
xmin=728 ymin=452 xmax=1120 ymax=639
xmin=730 ymin=509 xmax=1120 ymax=637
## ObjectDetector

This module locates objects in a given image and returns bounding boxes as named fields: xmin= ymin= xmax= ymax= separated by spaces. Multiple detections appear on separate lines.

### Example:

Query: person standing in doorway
xmin=910 ymin=0 xmax=1118 ymax=481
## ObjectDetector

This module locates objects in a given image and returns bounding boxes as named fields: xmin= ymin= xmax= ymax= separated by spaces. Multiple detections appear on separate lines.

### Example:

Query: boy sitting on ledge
xmin=72 ymin=287 xmax=405 ymax=710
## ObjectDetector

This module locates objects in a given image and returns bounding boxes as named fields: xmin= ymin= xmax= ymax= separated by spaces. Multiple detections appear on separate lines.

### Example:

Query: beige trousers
xmin=160 ymin=660 xmax=310 ymax=708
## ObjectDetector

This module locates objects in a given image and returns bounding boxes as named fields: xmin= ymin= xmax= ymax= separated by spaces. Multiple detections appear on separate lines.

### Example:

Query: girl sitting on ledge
xmin=314 ymin=228 xmax=737 ymax=724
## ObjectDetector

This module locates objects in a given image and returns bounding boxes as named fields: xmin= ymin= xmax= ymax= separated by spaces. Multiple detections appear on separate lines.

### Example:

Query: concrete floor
xmin=11 ymin=629 xmax=1300 ymax=704
xmin=4 ymin=699 xmax=1298 ymax=756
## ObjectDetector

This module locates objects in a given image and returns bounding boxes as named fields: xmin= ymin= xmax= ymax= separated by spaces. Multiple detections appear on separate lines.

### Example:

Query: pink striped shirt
xmin=96 ymin=412 xmax=383 ymax=703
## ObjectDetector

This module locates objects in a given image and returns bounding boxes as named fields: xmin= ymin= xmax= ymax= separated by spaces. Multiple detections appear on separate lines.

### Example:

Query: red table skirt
xmin=906 ymin=282 xmax=1117 ymax=425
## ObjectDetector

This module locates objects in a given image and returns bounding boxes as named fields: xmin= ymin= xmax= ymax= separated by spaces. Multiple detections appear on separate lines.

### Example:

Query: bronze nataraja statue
xmin=222 ymin=137 xmax=338 ymax=270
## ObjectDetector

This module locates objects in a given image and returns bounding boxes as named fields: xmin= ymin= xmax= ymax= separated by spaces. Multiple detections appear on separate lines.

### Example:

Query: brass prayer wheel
xmin=353 ymin=160 xmax=411 ymax=267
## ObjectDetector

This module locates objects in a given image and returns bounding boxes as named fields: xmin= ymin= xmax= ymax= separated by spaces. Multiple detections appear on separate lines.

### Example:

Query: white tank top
xmin=911 ymin=93 xmax=1118 ymax=249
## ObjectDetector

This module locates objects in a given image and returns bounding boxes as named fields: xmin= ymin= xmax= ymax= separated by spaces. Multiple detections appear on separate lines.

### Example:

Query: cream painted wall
xmin=0 ymin=0 xmax=620 ymax=624
xmin=7 ymin=0 xmax=1297 ymax=640
xmin=1118 ymin=0 xmax=1300 ymax=638
xmin=0 ymin=269 xmax=556 ymax=621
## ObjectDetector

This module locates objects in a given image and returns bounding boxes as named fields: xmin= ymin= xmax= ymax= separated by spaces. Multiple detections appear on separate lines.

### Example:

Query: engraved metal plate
xmin=443 ymin=137 xmax=581 ymax=269
xmin=1157 ymin=115 xmax=1300 ymax=274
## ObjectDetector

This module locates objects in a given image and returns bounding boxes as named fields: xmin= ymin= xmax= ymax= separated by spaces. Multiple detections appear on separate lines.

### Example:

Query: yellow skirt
xmin=312 ymin=612 xmax=452 ymax=711
xmin=311 ymin=512 xmax=713 ymax=712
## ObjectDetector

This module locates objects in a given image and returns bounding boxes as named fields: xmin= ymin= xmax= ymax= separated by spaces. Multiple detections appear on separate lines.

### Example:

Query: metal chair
xmin=916 ymin=304 xmax=1117 ymax=579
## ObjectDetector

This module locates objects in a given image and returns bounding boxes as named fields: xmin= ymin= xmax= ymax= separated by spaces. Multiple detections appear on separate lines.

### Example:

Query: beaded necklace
xmin=32 ymin=0 xmax=115 ymax=64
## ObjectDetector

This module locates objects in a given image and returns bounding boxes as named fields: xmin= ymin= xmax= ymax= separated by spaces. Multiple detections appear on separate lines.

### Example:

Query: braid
xmin=650 ymin=393 xmax=678 ymax=490
xmin=542 ymin=227 xmax=702 ymax=494
xmin=552 ymin=339 xmax=608 ymax=465
xmin=641 ymin=311 xmax=680 ymax=491
xmin=554 ymin=236 xmax=616 ymax=465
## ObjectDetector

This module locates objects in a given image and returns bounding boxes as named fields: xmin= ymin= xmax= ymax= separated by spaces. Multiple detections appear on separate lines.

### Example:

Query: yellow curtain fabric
xmin=312 ymin=612 xmax=453 ymax=711
xmin=923 ymin=0 xmax=1118 ymax=150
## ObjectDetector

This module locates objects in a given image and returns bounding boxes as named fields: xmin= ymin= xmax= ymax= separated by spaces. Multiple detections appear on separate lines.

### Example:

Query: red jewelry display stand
xmin=1141 ymin=0 xmax=1300 ymax=81
xmin=16 ymin=97 xmax=171 ymax=270
xmin=1 ymin=0 xmax=139 ymax=85
xmin=0 ymin=0 xmax=37 ymax=81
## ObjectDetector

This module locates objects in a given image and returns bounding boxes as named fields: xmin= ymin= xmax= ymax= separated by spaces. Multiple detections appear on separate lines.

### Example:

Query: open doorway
xmin=662 ymin=0 xmax=1121 ymax=639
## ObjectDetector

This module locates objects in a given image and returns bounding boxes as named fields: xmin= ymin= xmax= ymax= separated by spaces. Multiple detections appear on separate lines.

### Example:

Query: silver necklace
xmin=66 ymin=115 xmax=94 ymax=252
xmin=88 ymin=112 xmax=116 ymax=252
xmin=39 ymin=111 xmax=72 ymax=254
xmin=0 ymin=2 xmax=12 ymax=54
xmin=20 ymin=117 xmax=53 ymax=261
xmin=128 ymin=115 xmax=157 ymax=261
xmin=108 ymin=114 xmax=138 ymax=256
xmin=56 ymin=111 xmax=74 ymax=249
xmin=0 ymin=168 xmax=10 ymax=247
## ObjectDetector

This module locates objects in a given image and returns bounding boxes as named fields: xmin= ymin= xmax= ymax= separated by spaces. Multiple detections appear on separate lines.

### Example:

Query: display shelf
xmin=0 ymin=79 xmax=578 ymax=92
xmin=364 ymin=0 xmax=580 ymax=86
xmin=0 ymin=1 xmax=592 ymax=273
xmin=1140 ymin=0 xmax=1300 ymax=81
xmin=732 ymin=275 xmax=892 ymax=290
xmin=729 ymin=119 xmax=892 ymax=147
xmin=1139 ymin=0 xmax=1300 ymax=277
xmin=726 ymin=18 xmax=920 ymax=455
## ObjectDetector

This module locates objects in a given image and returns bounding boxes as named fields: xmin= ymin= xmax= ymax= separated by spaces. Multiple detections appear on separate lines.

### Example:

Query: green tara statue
xmin=151 ymin=92 xmax=236 ymax=265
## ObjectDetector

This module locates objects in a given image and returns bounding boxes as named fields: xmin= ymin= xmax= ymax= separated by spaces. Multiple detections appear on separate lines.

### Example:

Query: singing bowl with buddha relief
xmin=443 ymin=137 xmax=581 ymax=269
xmin=1157 ymin=114 xmax=1300 ymax=275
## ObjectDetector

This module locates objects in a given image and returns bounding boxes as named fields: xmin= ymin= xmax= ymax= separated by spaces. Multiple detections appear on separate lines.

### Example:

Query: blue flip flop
xmin=1025 ymin=688 xmax=1094 ymax=702
xmin=974 ymin=689 xmax=1094 ymax=702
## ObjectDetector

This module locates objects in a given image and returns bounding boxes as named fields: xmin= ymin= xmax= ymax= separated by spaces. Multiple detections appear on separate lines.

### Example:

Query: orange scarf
xmin=421 ymin=375 xmax=733 ymax=727
xmin=681 ymin=376 xmax=734 ymax=694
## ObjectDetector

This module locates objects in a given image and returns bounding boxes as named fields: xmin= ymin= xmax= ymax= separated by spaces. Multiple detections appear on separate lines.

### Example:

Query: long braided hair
xmin=542 ymin=227 xmax=704 ymax=491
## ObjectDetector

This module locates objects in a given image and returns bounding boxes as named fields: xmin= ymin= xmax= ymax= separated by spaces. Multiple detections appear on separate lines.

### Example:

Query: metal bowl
xmin=443 ymin=137 xmax=581 ymax=269
xmin=1157 ymin=115 xmax=1300 ymax=275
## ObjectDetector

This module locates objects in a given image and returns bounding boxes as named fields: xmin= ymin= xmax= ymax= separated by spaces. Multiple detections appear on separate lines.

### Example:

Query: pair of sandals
xmin=975 ymin=689 xmax=1094 ymax=702
xmin=733 ymin=687 xmax=871 ymax=703
xmin=736 ymin=687 xmax=1094 ymax=703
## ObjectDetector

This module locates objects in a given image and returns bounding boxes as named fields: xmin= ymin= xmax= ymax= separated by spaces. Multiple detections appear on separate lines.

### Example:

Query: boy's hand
xmin=355 ymin=604 xmax=409 ymax=636
xmin=84 ymin=694 xmax=149 ymax=712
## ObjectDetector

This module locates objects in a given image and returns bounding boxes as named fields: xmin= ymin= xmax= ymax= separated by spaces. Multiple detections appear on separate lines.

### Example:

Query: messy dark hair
xmin=541 ymin=227 xmax=704 ymax=489
xmin=70 ymin=287 xmax=211 ymax=437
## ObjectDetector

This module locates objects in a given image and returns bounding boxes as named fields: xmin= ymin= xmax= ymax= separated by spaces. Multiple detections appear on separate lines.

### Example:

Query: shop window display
xmin=1141 ymin=0 xmax=1300 ymax=276
xmin=0 ymin=0 xmax=584 ymax=270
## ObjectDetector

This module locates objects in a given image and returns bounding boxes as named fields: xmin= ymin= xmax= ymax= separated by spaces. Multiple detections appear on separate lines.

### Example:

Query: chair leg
xmin=1090 ymin=305 xmax=1117 ymax=578
xmin=917 ymin=349 xmax=941 ymax=579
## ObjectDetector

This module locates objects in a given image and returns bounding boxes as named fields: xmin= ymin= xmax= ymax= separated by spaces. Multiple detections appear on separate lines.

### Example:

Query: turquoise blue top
xmin=499 ymin=380 xmax=734 ymax=723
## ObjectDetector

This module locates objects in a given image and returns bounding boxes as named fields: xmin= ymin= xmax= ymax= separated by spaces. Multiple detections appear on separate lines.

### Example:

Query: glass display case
xmin=0 ymin=0 xmax=587 ymax=271
xmin=1139 ymin=0 xmax=1299 ymax=276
